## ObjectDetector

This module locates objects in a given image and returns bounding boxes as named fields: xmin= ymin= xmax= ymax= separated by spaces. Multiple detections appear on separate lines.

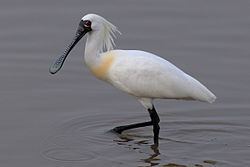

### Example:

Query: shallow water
xmin=1 ymin=0 xmax=250 ymax=166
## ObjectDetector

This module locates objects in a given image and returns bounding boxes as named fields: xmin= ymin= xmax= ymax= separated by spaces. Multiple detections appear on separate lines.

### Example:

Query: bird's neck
xmin=84 ymin=31 xmax=104 ymax=69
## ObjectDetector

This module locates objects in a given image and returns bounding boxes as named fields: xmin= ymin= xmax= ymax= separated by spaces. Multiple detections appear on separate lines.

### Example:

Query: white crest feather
xmin=99 ymin=17 xmax=121 ymax=52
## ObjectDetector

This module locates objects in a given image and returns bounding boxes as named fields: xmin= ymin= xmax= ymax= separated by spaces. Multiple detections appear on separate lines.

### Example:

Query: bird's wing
xmin=107 ymin=50 xmax=216 ymax=102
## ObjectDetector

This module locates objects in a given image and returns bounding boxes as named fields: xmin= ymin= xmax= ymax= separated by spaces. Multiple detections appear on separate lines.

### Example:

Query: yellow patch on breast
xmin=91 ymin=52 xmax=115 ymax=80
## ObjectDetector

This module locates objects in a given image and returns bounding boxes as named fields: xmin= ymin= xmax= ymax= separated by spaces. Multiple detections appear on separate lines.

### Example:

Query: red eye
xmin=84 ymin=20 xmax=91 ymax=28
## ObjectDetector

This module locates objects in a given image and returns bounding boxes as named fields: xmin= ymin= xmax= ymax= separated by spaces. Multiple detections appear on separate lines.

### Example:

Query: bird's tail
xmin=188 ymin=76 xmax=217 ymax=103
xmin=200 ymin=87 xmax=217 ymax=103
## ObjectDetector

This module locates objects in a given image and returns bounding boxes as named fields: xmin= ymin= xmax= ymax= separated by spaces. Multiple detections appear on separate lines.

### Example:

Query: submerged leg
xmin=112 ymin=105 xmax=160 ymax=145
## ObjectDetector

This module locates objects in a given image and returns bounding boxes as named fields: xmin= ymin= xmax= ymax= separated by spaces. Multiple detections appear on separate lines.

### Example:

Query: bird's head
xmin=49 ymin=14 xmax=120 ymax=74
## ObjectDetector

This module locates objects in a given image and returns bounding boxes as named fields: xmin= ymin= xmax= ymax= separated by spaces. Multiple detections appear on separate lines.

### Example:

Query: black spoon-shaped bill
xmin=49 ymin=24 xmax=88 ymax=74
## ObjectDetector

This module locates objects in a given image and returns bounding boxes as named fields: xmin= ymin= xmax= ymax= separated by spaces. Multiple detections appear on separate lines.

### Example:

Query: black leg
xmin=112 ymin=105 xmax=160 ymax=145
xmin=148 ymin=106 xmax=160 ymax=146
xmin=113 ymin=121 xmax=152 ymax=134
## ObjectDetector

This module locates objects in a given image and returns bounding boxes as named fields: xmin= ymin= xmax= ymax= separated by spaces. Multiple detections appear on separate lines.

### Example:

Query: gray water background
xmin=1 ymin=0 xmax=250 ymax=166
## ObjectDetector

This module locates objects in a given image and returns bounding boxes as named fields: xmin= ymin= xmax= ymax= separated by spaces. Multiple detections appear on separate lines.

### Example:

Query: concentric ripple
xmin=43 ymin=148 xmax=95 ymax=162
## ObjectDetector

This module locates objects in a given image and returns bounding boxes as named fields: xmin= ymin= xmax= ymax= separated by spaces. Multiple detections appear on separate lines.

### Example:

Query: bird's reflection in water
xmin=113 ymin=133 xmax=161 ymax=167
xmin=112 ymin=131 xmax=213 ymax=167
xmin=141 ymin=144 xmax=160 ymax=167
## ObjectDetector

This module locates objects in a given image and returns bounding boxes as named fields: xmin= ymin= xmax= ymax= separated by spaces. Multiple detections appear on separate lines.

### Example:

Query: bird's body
xmin=90 ymin=49 xmax=215 ymax=107
xmin=50 ymin=14 xmax=216 ymax=146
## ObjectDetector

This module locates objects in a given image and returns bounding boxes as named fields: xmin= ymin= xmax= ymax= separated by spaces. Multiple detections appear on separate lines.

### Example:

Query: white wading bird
xmin=50 ymin=14 xmax=216 ymax=146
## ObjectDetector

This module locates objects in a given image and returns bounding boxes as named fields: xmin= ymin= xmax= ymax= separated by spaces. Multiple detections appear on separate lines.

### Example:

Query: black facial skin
xmin=49 ymin=20 xmax=92 ymax=74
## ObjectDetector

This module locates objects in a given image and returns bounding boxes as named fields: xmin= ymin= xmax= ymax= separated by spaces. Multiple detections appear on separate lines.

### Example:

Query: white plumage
xmin=80 ymin=14 xmax=216 ymax=109
xmin=107 ymin=50 xmax=216 ymax=103
xmin=50 ymin=13 xmax=216 ymax=145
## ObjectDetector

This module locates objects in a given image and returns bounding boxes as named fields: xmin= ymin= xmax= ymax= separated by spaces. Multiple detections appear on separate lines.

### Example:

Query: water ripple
xmin=42 ymin=106 xmax=250 ymax=166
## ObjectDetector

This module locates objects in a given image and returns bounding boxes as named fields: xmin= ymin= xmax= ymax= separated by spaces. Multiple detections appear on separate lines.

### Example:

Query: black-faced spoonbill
xmin=49 ymin=14 xmax=216 ymax=146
